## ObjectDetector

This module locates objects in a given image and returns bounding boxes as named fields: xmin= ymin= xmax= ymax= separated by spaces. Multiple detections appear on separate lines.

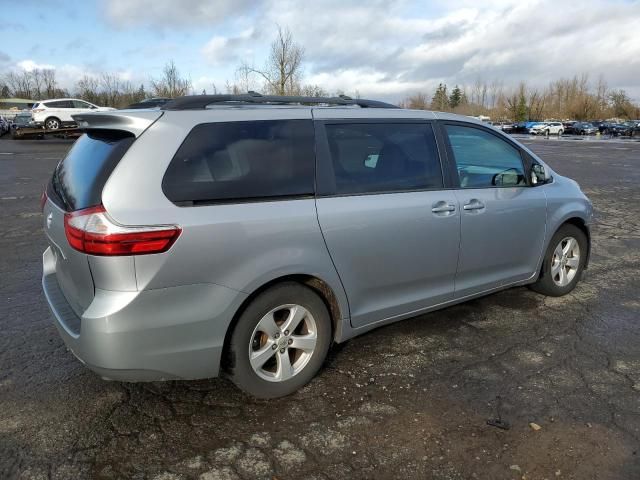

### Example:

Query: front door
xmin=441 ymin=123 xmax=547 ymax=298
xmin=315 ymin=121 xmax=460 ymax=328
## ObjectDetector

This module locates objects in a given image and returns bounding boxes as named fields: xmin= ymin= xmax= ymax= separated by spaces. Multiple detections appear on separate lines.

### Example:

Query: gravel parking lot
xmin=1 ymin=135 xmax=639 ymax=480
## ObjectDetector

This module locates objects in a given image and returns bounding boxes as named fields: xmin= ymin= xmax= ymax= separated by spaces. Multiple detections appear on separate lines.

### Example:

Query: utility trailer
xmin=11 ymin=126 xmax=82 ymax=140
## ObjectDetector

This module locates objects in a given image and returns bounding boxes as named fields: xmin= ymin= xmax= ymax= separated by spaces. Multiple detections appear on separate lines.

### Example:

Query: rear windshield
xmin=49 ymin=130 xmax=134 ymax=211
xmin=162 ymin=120 xmax=315 ymax=205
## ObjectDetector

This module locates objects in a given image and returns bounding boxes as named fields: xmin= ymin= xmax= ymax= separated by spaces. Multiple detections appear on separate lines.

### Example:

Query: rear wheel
xmin=227 ymin=282 xmax=332 ymax=398
xmin=530 ymin=224 xmax=587 ymax=296
xmin=45 ymin=117 xmax=61 ymax=130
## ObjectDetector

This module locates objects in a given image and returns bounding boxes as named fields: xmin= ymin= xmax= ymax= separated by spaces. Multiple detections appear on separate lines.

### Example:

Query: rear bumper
xmin=42 ymin=247 xmax=247 ymax=381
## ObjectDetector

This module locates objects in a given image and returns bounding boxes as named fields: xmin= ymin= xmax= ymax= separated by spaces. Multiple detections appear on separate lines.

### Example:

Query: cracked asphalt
xmin=1 ymin=135 xmax=639 ymax=480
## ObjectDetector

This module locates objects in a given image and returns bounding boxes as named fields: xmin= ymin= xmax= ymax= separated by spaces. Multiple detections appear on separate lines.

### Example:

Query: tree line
xmin=2 ymin=26 xmax=639 ymax=120
xmin=0 ymin=61 xmax=193 ymax=108
xmin=400 ymin=75 xmax=640 ymax=121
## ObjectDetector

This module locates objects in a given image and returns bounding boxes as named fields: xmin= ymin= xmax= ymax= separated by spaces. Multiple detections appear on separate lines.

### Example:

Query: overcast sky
xmin=3 ymin=0 xmax=640 ymax=101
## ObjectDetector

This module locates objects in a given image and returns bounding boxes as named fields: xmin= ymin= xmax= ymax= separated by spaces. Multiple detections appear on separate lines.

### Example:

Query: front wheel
xmin=227 ymin=282 xmax=332 ymax=398
xmin=530 ymin=224 xmax=587 ymax=296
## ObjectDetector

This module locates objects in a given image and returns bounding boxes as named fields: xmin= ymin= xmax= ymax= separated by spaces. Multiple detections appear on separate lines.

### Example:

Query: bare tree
xmin=76 ymin=75 xmax=101 ymax=104
xmin=151 ymin=61 xmax=192 ymax=98
xmin=101 ymin=72 xmax=123 ymax=107
xmin=42 ymin=69 xmax=57 ymax=98
xmin=5 ymin=70 xmax=34 ymax=98
xmin=31 ymin=69 xmax=44 ymax=100
xmin=401 ymin=91 xmax=429 ymax=109
xmin=247 ymin=26 xmax=304 ymax=96
xmin=299 ymin=84 xmax=329 ymax=97
xmin=233 ymin=62 xmax=259 ymax=94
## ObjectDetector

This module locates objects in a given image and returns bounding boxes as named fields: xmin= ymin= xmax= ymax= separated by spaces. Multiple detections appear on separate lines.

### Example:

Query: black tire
xmin=530 ymin=224 xmax=587 ymax=297
xmin=45 ymin=117 xmax=61 ymax=130
xmin=227 ymin=282 xmax=332 ymax=398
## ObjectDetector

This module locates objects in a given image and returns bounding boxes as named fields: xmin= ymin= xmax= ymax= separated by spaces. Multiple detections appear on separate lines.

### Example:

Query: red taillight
xmin=64 ymin=205 xmax=181 ymax=256
xmin=40 ymin=188 xmax=48 ymax=212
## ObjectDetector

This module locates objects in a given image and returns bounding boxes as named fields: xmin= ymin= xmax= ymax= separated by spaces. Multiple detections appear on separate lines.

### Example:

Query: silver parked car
xmin=42 ymin=94 xmax=593 ymax=398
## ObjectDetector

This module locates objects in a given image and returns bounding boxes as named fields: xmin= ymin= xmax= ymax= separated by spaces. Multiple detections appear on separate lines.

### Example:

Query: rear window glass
xmin=50 ymin=130 xmax=134 ymax=211
xmin=162 ymin=120 xmax=315 ymax=205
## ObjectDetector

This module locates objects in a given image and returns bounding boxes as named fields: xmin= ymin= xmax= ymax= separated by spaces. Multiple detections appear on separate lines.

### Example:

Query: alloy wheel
xmin=551 ymin=236 xmax=580 ymax=287
xmin=248 ymin=304 xmax=318 ymax=382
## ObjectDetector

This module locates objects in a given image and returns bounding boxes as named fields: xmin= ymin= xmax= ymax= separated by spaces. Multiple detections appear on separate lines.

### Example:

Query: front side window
xmin=73 ymin=100 xmax=91 ymax=108
xmin=325 ymin=123 xmax=443 ymax=195
xmin=163 ymin=120 xmax=315 ymax=204
xmin=445 ymin=124 xmax=526 ymax=188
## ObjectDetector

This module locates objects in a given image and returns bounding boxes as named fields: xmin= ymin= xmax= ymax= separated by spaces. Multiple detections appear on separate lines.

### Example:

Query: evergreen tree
xmin=516 ymin=91 xmax=528 ymax=121
xmin=449 ymin=85 xmax=463 ymax=108
xmin=136 ymin=84 xmax=146 ymax=102
xmin=430 ymin=83 xmax=449 ymax=111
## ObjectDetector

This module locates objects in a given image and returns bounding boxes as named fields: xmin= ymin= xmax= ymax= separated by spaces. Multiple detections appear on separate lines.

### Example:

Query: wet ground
xmin=1 ymin=135 xmax=639 ymax=480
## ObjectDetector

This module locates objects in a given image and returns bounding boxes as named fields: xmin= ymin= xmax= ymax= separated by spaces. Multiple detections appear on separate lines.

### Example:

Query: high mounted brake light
xmin=64 ymin=205 xmax=181 ymax=256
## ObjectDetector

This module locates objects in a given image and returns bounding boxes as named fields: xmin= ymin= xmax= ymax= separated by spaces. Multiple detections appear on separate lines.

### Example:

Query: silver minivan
xmin=42 ymin=94 xmax=592 ymax=398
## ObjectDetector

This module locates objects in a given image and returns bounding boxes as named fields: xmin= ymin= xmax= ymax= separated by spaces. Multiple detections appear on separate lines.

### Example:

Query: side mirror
xmin=531 ymin=163 xmax=551 ymax=185
xmin=492 ymin=169 xmax=520 ymax=186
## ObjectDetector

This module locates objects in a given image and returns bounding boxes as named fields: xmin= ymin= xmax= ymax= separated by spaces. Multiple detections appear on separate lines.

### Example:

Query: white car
xmin=530 ymin=122 xmax=564 ymax=136
xmin=31 ymin=98 xmax=115 ymax=130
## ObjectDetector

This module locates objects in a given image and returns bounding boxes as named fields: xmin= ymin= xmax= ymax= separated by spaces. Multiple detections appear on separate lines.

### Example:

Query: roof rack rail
xmin=161 ymin=94 xmax=398 ymax=110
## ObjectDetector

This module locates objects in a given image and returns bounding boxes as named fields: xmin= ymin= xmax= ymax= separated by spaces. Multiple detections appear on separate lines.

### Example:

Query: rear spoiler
xmin=71 ymin=110 xmax=163 ymax=137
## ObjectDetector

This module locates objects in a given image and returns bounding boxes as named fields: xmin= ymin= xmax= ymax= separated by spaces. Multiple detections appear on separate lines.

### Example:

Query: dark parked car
xmin=11 ymin=111 xmax=37 ymax=130
xmin=511 ymin=121 xmax=528 ymax=133
xmin=562 ymin=121 xmax=577 ymax=134
xmin=573 ymin=122 xmax=598 ymax=135
xmin=605 ymin=123 xmax=632 ymax=136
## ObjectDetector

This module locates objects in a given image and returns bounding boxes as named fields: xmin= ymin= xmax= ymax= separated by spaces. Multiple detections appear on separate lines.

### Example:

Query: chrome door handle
xmin=463 ymin=200 xmax=485 ymax=211
xmin=431 ymin=204 xmax=456 ymax=213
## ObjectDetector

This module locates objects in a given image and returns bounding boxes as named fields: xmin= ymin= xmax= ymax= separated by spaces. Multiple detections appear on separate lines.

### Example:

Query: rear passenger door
xmin=441 ymin=122 xmax=547 ymax=298
xmin=315 ymin=120 xmax=460 ymax=328
xmin=47 ymin=100 xmax=74 ymax=122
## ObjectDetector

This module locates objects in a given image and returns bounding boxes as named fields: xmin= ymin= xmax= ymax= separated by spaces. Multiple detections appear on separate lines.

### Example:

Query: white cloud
xmin=17 ymin=59 xmax=55 ymax=72
xmin=202 ymin=28 xmax=257 ymax=66
xmin=252 ymin=0 xmax=640 ymax=100
xmin=104 ymin=0 xmax=261 ymax=27
xmin=11 ymin=0 xmax=640 ymax=101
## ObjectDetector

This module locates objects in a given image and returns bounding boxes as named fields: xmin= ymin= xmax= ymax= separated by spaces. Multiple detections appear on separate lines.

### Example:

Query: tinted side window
xmin=325 ymin=123 xmax=443 ymax=195
xmin=46 ymin=100 xmax=73 ymax=108
xmin=73 ymin=100 xmax=91 ymax=108
xmin=445 ymin=124 xmax=526 ymax=188
xmin=163 ymin=120 xmax=315 ymax=204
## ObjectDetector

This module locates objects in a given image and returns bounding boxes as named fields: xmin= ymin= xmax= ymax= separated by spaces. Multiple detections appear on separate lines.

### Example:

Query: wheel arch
xmin=538 ymin=216 xmax=592 ymax=280
xmin=44 ymin=116 xmax=61 ymax=127
xmin=221 ymin=274 xmax=345 ymax=371
xmin=562 ymin=217 xmax=591 ymax=268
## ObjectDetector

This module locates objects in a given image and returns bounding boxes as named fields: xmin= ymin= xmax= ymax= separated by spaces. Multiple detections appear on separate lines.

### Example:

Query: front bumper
xmin=42 ymin=247 xmax=247 ymax=381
